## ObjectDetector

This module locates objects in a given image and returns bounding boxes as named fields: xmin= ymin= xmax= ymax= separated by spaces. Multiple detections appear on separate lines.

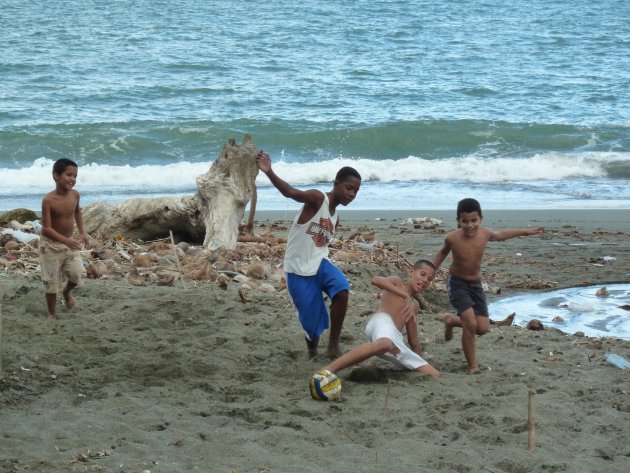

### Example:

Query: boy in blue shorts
xmin=432 ymin=198 xmax=544 ymax=374
xmin=256 ymin=151 xmax=361 ymax=358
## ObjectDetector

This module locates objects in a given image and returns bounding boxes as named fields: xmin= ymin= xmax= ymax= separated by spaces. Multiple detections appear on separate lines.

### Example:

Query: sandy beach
xmin=1 ymin=209 xmax=629 ymax=473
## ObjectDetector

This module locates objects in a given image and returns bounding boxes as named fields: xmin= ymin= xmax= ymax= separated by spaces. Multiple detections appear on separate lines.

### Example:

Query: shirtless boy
xmin=319 ymin=260 xmax=440 ymax=378
xmin=433 ymin=198 xmax=544 ymax=373
xmin=256 ymin=151 xmax=361 ymax=358
xmin=40 ymin=158 xmax=90 ymax=319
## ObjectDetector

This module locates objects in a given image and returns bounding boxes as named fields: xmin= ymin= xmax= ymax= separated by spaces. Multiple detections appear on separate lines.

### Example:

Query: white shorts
xmin=365 ymin=312 xmax=428 ymax=370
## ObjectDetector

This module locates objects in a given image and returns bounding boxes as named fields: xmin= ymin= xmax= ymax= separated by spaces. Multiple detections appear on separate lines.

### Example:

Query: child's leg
xmin=305 ymin=336 xmax=319 ymax=358
xmin=459 ymin=310 xmax=490 ymax=374
xmin=459 ymin=308 xmax=480 ymax=374
xmin=414 ymin=364 xmax=440 ymax=377
xmin=324 ymin=337 xmax=392 ymax=374
xmin=62 ymin=281 xmax=78 ymax=310
xmin=443 ymin=313 xmax=461 ymax=341
xmin=45 ymin=293 xmax=57 ymax=320
xmin=326 ymin=289 xmax=348 ymax=358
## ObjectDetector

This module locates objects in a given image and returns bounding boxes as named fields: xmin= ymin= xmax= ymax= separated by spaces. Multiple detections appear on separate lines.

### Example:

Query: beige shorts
xmin=39 ymin=236 xmax=84 ymax=294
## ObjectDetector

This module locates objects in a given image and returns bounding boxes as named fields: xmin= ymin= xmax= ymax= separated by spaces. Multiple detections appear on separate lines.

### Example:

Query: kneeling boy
xmin=319 ymin=260 xmax=440 ymax=378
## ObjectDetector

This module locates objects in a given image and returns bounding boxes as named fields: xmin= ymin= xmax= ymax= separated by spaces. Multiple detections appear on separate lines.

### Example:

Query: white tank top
xmin=284 ymin=193 xmax=338 ymax=276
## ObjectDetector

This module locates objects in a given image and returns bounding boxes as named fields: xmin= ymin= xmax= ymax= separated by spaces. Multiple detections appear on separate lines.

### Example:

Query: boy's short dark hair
xmin=53 ymin=158 xmax=78 ymax=175
xmin=457 ymin=198 xmax=482 ymax=218
xmin=335 ymin=166 xmax=361 ymax=183
xmin=413 ymin=259 xmax=436 ymax=271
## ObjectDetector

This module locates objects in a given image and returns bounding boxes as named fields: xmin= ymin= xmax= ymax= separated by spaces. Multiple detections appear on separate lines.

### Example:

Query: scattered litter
xmin=603 ymin=353 xmax=630 ymax=369
xmin=602 ymin=256 xmax=617 ymax=262
xmin=1 ymin=229 xmax=39 ymax=244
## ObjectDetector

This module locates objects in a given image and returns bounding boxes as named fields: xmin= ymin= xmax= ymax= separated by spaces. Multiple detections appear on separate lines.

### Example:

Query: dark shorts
xmin=446 ymin=274 xmax=489 ymax=317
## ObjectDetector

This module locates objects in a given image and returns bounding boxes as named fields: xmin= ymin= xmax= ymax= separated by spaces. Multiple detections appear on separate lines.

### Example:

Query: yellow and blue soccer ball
xmin=309 ymin=369 xmax=342 ymax=401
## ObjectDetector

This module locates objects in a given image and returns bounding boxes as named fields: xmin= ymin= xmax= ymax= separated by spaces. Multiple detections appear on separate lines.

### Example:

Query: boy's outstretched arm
xmin=255 ymin=151 xmax=322 ymax=207
xmin=432 ymin=237 xmax=452 ymax=270
xmin=490 ymin=227 xmax=545 ymax=241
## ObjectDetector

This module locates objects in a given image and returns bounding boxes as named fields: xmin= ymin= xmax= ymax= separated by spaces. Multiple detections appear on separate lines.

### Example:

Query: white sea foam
xmin=2 ymin=151 xmax=627 ymax=192
xmin=2 ymin=152 xmax=629 ymax=211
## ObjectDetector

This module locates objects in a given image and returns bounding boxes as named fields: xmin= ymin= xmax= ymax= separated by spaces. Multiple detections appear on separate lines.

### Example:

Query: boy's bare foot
xmin=468 ymin=367 xmax=481 ymax=375
xmin=324 ymin=345 xmax=342 ymax=359
xmin=63 ymin=292 xmax=76 ymax=310
xmin=443 ymin=314 xmax=457 ymax=341
xmin=47 ymin=314 xmax=57 ymax=320
xmin=491 ymin=312 xmax=515 ymax=326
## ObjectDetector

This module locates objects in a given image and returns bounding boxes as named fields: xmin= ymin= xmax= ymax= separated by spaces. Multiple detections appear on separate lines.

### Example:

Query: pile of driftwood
xmin=0 ymin=217 xmax=412 ymax=297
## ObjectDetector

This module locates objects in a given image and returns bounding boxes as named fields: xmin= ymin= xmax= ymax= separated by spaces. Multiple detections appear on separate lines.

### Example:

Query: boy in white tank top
xmin=256 ymin=151 xmax=362 ymax=358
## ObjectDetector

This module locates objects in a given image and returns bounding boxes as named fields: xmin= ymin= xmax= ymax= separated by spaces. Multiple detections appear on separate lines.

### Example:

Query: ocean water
xmin=489 ymin=284 xmax=630 ymax=340
xmin=1 ymin=0 xmax=629 ymax=212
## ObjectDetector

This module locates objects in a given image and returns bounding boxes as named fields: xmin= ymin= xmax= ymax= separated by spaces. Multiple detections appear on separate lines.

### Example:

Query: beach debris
xmin=603 ymin=353 xmax=630 ymax=369
xmin=408 ymin=217 xmax=443 ymax=229
xmin=133 ymin=253 xmax=157 ymax=268
xmin=86 ymin=261 xmax=108 ymax=278
xmin=482 ymin=282 xmax=501 ymax=295
xmin=238 ymin=286 xmax=251 ymax=303
xmin=526 ymin=319 xmax=544 ymax=331
xmin=595 ymin=287 xmax=609 ymax=297
xmin=69 ymin=449 xmax=112 ymax=464
xmin=0 ymin=208 xmax=38 ymax=224
xmin=82 ymin=135 xmax=260 ymax=251
xmin=217 ymin=273 xmax=231 ymax=290
xmin=156 ymin=270 xmax=177 ymax=286
xmin=506 ymin=278 xmax=557 ymax=290
xmin=587 ymin=256 xmax=616 ymax=264
xmin=1 ymin=228 xmax=39 ymax=244
xmin=490 ymin=312 xmax=515 ymax=326
xmin=126 ymin=268 xmax=157 ymax=286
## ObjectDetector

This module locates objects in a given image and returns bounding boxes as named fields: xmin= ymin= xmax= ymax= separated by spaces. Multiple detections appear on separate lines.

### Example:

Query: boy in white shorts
xmin=318 ymin=260 xmax=440 ymax=377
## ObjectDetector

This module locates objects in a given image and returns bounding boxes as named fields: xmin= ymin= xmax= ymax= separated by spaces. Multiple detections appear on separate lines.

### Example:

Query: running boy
xmin=318 ymin=260 xmax=440 ymax=378
xmin=433 ymin=198 xmax=544 ymax=374
xmin=40 ymin=158 xmax=90 ymax=319
xmin=255 ymin=151 xmax=361 ymax=358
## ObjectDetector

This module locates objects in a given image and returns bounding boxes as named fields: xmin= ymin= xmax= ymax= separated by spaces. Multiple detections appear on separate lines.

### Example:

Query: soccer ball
xmin=309 ymin=369 xmax=342 ymax=401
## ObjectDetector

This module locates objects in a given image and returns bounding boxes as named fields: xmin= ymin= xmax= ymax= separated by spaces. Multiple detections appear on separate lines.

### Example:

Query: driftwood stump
xmin=83 ymin=135 xmax=259 ymax=250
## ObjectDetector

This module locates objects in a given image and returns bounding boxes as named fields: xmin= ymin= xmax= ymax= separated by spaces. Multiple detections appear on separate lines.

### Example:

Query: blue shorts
xmin=286 ymin=259 xmax=349 ymax=340
xmin=446 ymin=274 xmax=489 ymax=317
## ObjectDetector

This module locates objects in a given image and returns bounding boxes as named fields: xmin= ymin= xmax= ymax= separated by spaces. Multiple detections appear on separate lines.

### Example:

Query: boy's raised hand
xmin=256 ymin=151 xmax=271 ymax=173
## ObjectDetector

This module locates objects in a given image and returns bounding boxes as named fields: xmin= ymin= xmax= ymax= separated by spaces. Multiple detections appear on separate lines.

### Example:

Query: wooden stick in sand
xmin=527 ymin=389 xmax=536 ymax=452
